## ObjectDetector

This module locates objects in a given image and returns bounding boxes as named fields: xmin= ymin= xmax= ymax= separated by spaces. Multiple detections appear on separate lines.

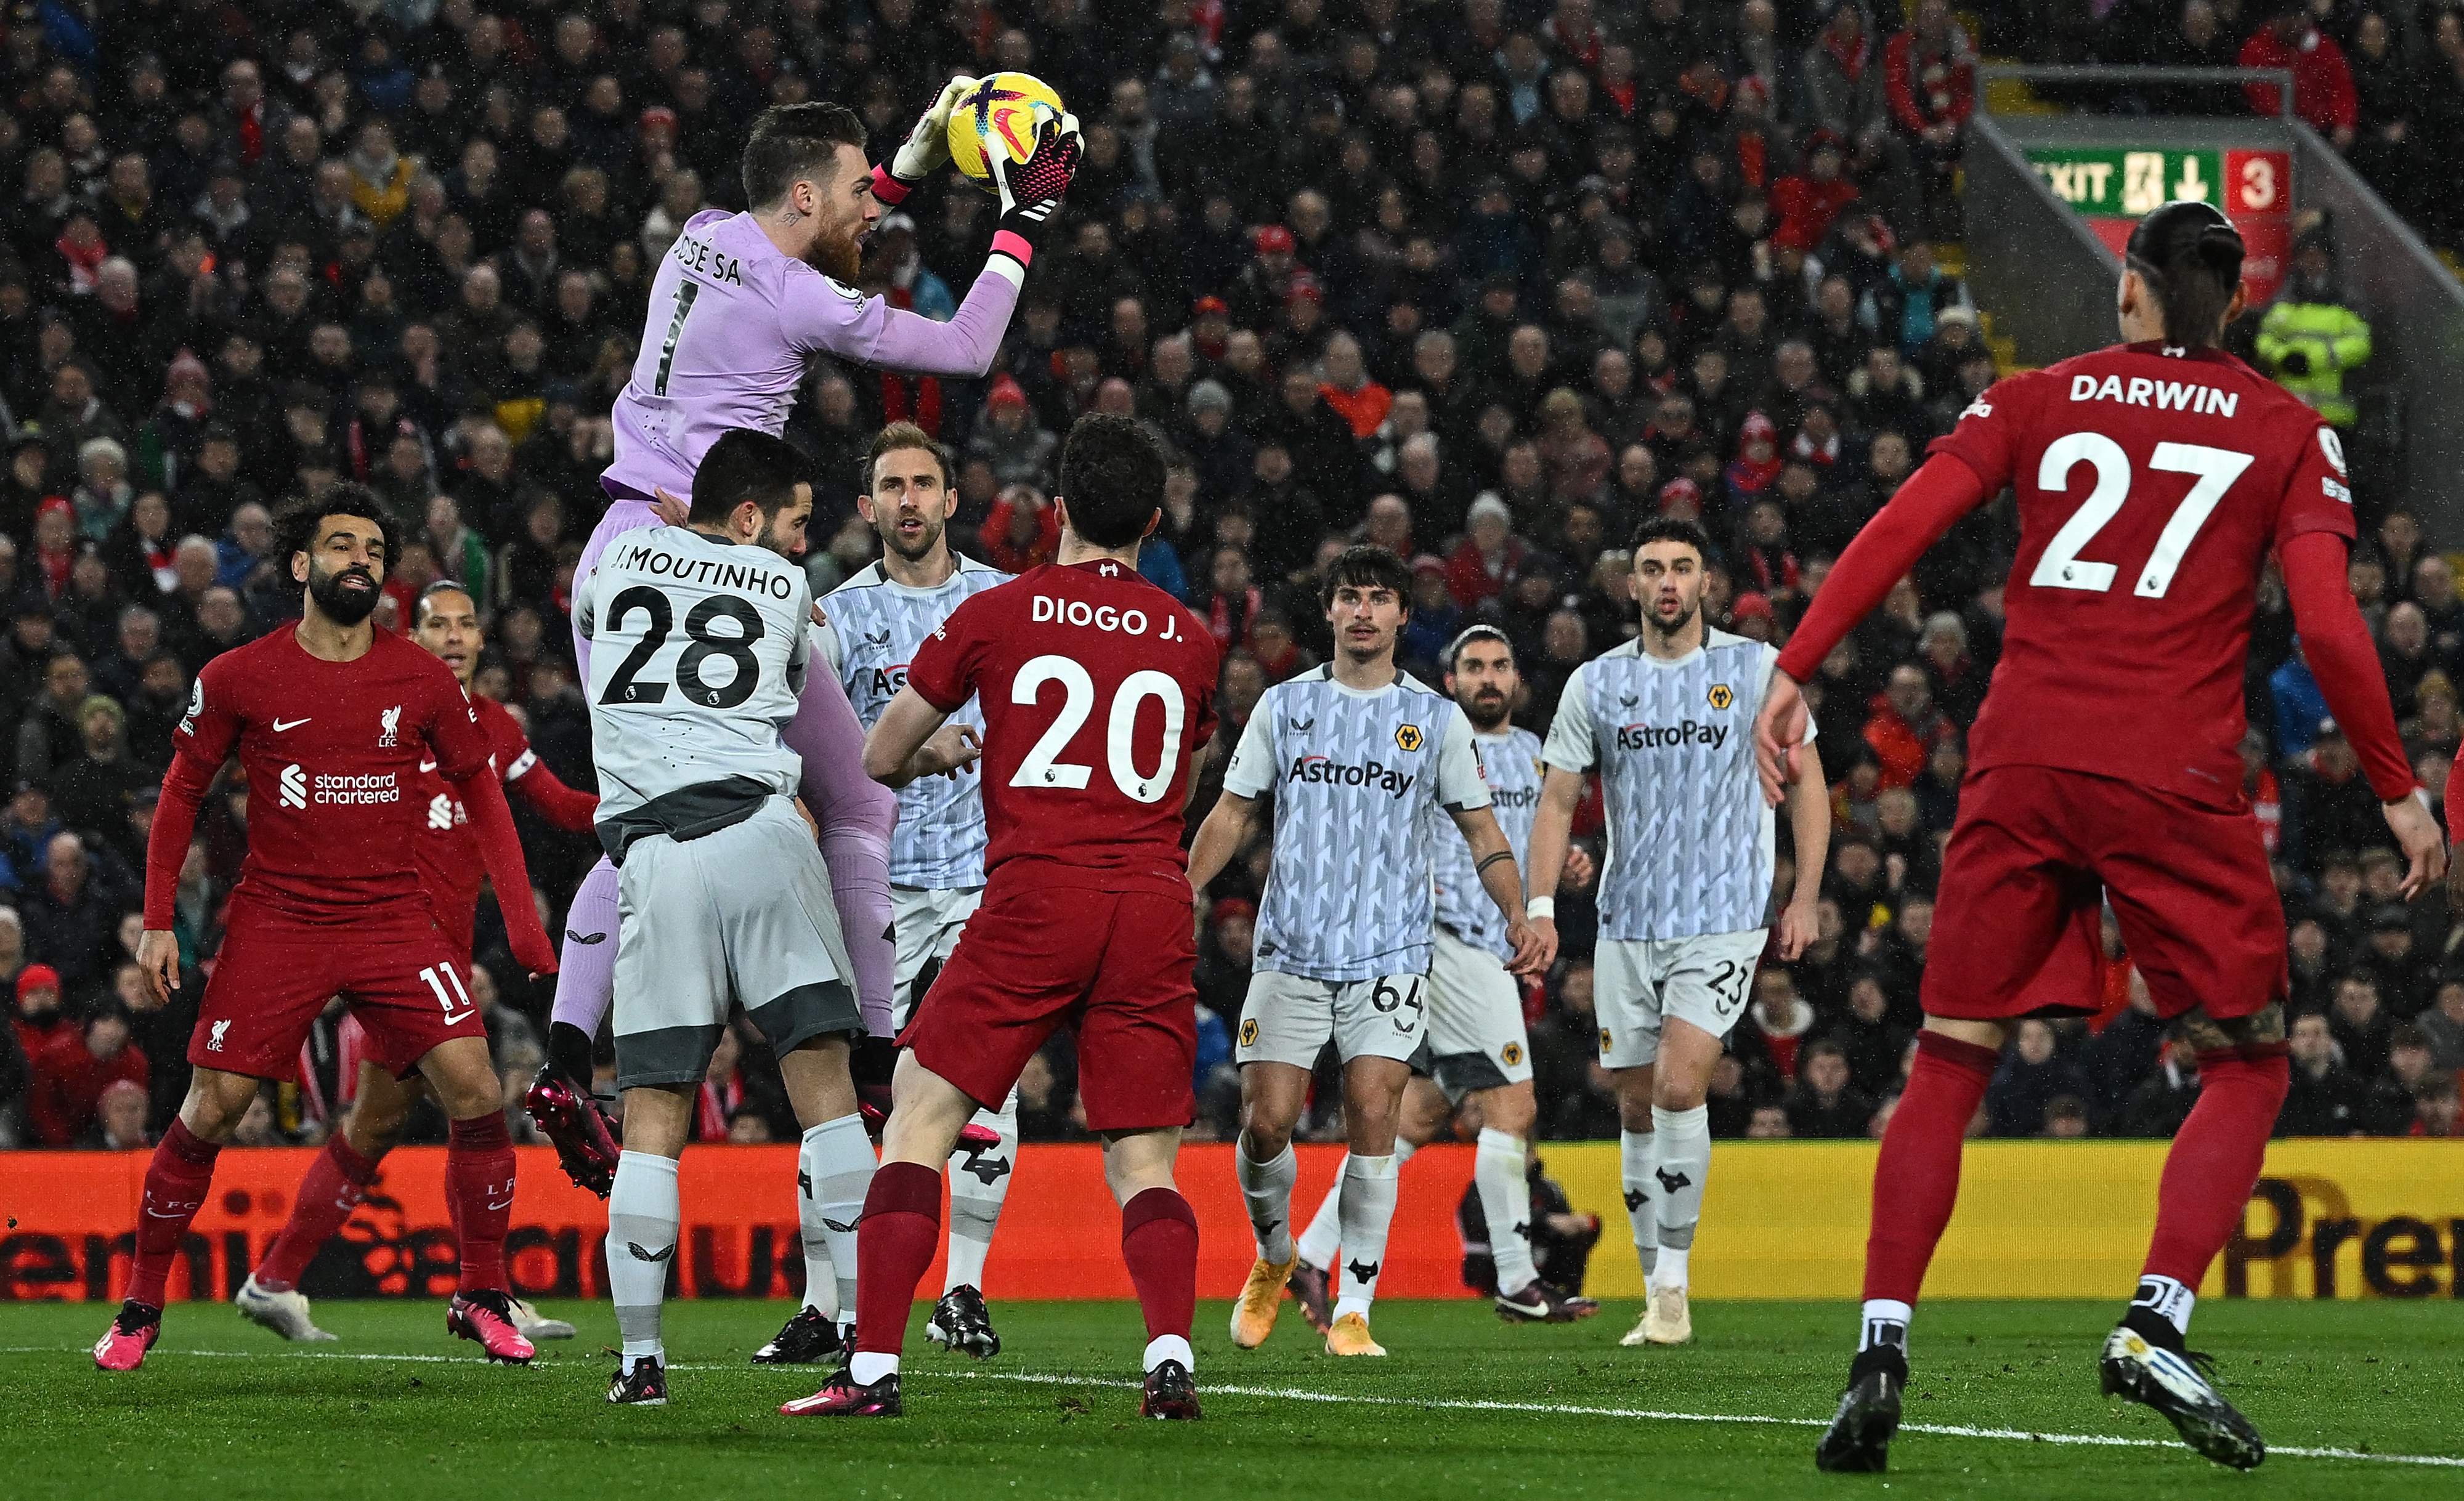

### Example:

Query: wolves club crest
xmin=1395 ymin=723 xmax=1423 ymax=753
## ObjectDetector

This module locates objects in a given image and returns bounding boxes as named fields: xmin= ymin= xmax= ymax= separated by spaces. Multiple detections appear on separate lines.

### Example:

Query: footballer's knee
xmin=421 ymin=1040 xmax=505 ymax=1120
xmin=2175 ymin=999 xmax=2288 ymax=1060
xmin=344 ymin=1099 xmax=411 ymax=1159
xmin=177 ymin=1067 xmax=262 ymax=1143
xmin=1653 ymin=1072 xmax=1709 ymax=1113
xmin=1613 ymin=1066 xmax=1656 ymax=1133
xmin=1476 ymin=1082 xmax=1538 ymax=1139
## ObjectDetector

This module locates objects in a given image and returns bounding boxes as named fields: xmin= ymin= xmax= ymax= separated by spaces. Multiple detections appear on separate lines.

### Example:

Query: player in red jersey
xmin=782 ymin=413 xmax=1222 ymax=1421
xmin=233 ymin=580 xmax=601 ymax=1345
xmin=1751 ymin=203 xmax=2446 ymax=1473
xmin=94 ymin=487 xmax=562 ymax=1371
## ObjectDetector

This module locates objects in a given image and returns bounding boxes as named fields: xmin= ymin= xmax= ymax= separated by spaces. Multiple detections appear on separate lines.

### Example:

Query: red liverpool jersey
xmin=1930 ymin=341 xmax=2354 ymax=806
xmin=171 ymin=623 xmax=492 ymax=923
xmin=411 ymin=694 xmax=548 ymax=949
xmin=907 ymin=557 xmax=1221 ymax=896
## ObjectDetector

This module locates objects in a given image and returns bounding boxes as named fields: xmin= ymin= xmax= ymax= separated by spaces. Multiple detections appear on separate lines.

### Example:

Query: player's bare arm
xmin=1449 ymin=802 xmax=1554 ymax=975
xmin=1754 ymin=671 xmax=1808 ymax=806
xmin=862 ymin=685 xmax=978 ymax=788
xmin=1778 ymin=739 xmax=1830 ymax=960
xmin=1524 ymin=766 xmax=1587 ymax=916
xmin=1185 ymin=791 xmax=1257 ymax=892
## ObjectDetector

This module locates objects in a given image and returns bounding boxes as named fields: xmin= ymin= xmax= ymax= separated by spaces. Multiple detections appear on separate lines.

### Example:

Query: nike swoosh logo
xmin=485 ymin=1196 xmax=516 ymax=1212
xmin=272 ymin=717 xmax=311 ymax=731
xmin=143 ymin=1205 xmax=195 ymax=1219
xmin=419 ymin=759 xmax=439 ymax=773
xmin=566 ymin=930 xmax=607 ymax=945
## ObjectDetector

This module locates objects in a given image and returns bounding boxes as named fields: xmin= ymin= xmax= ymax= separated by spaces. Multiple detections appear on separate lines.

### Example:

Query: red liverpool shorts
xmin=901 ymin=878 xmax=1198 ymax=1133
xmin=1922 ymin=764 xmax=2287 ymax=1024
xmin=188 ymin=898 xmax=486 ymax=1082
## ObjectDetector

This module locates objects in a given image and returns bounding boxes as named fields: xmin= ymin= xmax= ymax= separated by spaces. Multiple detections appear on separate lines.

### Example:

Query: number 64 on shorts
xmin=1235 ymin=969 xmax=1431 ymax=1069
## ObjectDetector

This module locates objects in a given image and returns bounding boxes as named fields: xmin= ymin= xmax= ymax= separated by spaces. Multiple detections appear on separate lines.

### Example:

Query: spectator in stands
xmin=90 ymin=1075 xmax=148 ymax=1149
xmin=2255 ymin=221 xmax=2371 ymax=431
xmin=1882 ymin=0 xmax=1976 ymax=231
xmin=2279 ymin=1011 xmax=2373 ymax=1135
xmin=25 ymin=1001 xmax=145 ymax=1146
xmin=2239 ymin=0 xmax=2358 ymax=149
xmin=1785 ymin=1041 xmax=1876 ymax=1138
xmin=1862 ymin=663 xmax=1956 ymax=790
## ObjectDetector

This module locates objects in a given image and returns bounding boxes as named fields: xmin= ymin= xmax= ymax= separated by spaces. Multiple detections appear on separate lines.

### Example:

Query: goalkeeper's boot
xmin=508 ymin=1295 xmax=575 ymax=1340
xmin=235 ymin=1274 xmax=336 ymax=1341
xmin=607 ymin=1354 xmax=668 ymax=1406
xmin=1228 ymin=1255 xmax=1297 ymax=1349
xmin=524 ymin=1062 xmax=620 ymax=1199
xmin=1495 ymin=1277 xmax=1600 ymax=1324
xmin=2099 ymin=1318 xmax=2265 ymax=1470
xmin=447 ymin=1290 xmax=537 ymax=1364
xmin=753 ymin=1305 xmax=844 ymax=1365
xmin=779 ymin=1364 xmax=902 ymax=1417
xmin=1140 ymin=1360 xmax=1201 ymax=1420
xmin=93 ymin=1300 xmax=161 ymax=1371
xmin=924 ymin=1284 xmax=1001 ymax=1358
xmin=1287 ymin=1260 xmax=1332 ymax=1333
xmin=1814 ymin=1343 xmax=1905 ymax=1473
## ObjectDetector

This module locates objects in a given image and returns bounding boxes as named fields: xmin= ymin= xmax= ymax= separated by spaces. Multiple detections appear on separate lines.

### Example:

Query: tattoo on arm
xmin=1476 ymin=849 xmax=1514 ymax=875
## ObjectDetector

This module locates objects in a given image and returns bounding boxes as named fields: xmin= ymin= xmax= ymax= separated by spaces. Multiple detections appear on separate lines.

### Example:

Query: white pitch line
xmin=12 ymin=1344 xmax=2457 ymax=1470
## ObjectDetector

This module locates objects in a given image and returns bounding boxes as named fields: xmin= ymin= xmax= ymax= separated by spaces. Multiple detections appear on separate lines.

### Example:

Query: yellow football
xmin=946 ymin=72 xmax=1065 ymax=195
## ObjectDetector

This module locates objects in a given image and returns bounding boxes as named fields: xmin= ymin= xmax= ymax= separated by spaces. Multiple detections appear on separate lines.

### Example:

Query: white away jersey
xmin=1430 ymin=724 xmax=1546 ymax=960
xmin=1222 ymin=666 xmax=1491 ymax=982
xmin=818 ymin=554 xmax=1010 ymax=889
xmin=577 ymin=525 xmax=811 ymax=830
xmin=1542 ymin=629 xmax=1812 ymax=942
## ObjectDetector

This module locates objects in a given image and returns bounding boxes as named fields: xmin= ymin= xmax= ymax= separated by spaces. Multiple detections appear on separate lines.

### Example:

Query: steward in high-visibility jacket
xmin=2255 ymin=228 xmax=2371 ymax=428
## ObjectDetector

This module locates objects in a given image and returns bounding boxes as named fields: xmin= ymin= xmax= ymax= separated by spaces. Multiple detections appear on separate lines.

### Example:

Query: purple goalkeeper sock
xmin=823 ymin=827 xmax=895 ymax=1037
xmin=548 ymin=856 xmax=621 ymax=1035
xmin=785 ymin=665 xmax=899 ymax=1037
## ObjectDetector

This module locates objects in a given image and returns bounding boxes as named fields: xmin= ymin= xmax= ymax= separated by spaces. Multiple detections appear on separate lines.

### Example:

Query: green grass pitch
xmin=5 ymin=1298 xmax=2459 ymax=1497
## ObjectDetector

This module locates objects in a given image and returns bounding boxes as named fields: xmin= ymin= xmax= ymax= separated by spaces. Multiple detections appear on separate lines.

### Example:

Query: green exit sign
xmin=2027 ymin=147 xmax=2224 ymax=216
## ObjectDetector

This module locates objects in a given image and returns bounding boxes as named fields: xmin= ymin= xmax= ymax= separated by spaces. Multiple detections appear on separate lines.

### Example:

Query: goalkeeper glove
xmin=988 ymin=111 xmax=1082 ymax=269
xmin=872 ymin=74 xmax=978 ymax=205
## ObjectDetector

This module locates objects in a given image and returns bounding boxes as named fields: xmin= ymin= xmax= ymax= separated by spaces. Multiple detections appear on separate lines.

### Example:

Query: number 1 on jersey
xmin=2030 ymin=433 xmax=2252 ymax=600
xmin=655 ymin=280 xmax=700 ymax=397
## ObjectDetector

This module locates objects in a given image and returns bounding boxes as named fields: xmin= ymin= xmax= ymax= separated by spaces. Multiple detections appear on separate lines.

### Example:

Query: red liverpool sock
xmin=2142 ymin=1050 xmax=2290 ymax=1288
xmin=128 ymin=1119 xmax=222 ymax=1307
xmin=1121 ymin=1187 xmax=1199 ymax=1341
xmin=854 ymin=1161 xmax=944 ymax=1358
xmin=445 ymin=1113 xmax=516 ymax=1295
xmin=256 ymin=1133 xmax=383 ymax=1292
xmin=1862 ymin=1030 xmax=1999 ymax=1306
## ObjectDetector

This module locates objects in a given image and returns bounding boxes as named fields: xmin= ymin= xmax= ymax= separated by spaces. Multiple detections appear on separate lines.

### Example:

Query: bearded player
xmin=530 ymin=87 xmax=1083 ymax=1191
xmin=792 ymin=422 xmax=1011 ymax=1367
xmin=784 ymin=414 xmax=1221 ymax=1420
xmin=232 ymin=580 xmax=599 ymax=1345
xmin=1758 ymin=201 xmax=2444 ymax=1473
xmin=95 ymin=487 xmax=560 ymax=1370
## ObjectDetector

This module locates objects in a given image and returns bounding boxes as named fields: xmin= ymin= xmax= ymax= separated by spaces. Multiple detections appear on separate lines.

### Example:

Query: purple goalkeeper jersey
xmin=586 ymin=206 xmax=1025 ymax=670
xmin=604 ymin=208 xmax=1021 ymax=500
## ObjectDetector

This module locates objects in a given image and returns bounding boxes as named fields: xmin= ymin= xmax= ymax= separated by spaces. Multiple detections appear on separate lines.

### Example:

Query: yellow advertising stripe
xmin=1546 ymin=1139 xmax=2464 ymax=1300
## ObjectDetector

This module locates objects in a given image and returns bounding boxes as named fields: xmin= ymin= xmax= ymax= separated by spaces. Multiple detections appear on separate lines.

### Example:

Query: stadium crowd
xmin=0 ymin=0 xmax=2456 ymax=1157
